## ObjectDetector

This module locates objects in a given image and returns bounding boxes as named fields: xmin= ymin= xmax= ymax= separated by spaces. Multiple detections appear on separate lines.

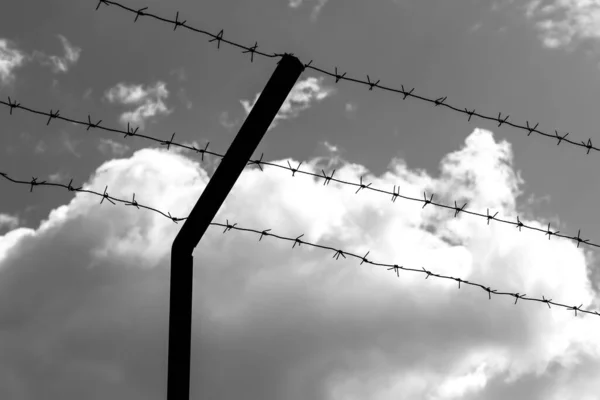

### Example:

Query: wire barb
xmin=46 ymin=109 xmax=60 ymax=125
xmin=465 ymin=108 xmax=476 ymax=122
xmin=355 ymin=176 xmax=372 ymax=194
xmin=287 ymin=161 xmax=302 ymax=177
xmin=568 ymin=304 xmax=584 ymax=316
xmin=453 ymin=201 xmax=468 ymax=218
xmin=401 ymin=85 xmax=414 ymax=100
xmin=388 ymin=264 xmax=401 ymax=277
xmin=86 ymin=115 xmax=102 ymax=131
xmin=100 ymin=185 xmax=115 ymax=205
xmin=542 ymin=296 xmax=553 ymax=309
xmin=95 ymin=0 xmax=109 ymax=10
xmin=497 ymin=112 xmax=509 ymax=127
xmin=3 ymin=100 xmax=600 ymax=251
xmin=526 ymin=121 xmax=539 ymax=136
xmin=422 ymin=191 xmax=434 ymax=209
xmin=293 ymin=234 xmax=304 ymax=248
xmin=434 ymin=96 xmax=447 ymax=106
xmin=124 ymin=122 xmax=139 ymax=138
xmin=554 ymin=130 xmax=569 ymax=145
xmin=334 ymin=67 xmax=346 ymax=83
xmin=4 ymin=167 xmax=600 ymax=318
xmin=248 ymin=153 xmax=265 ymax=171
xmin=95 ymin=0 xmax=600 ymax=157
xmin=513 ymin=293 xmax=526 ymax=304
xmin=575 ymin=230 xmax=590 ymax=248
xmin=486 ymin=208 xmax=498 ymax=225
xmin=209 ymin=29 xmax=224 ymax=49
xmin=6 ymin=96 xmax=20 ymax=115
xmin=242 ymin=41 xmax=259 ymax=62
xmin=161 ymin=132 xmax=176 ymax=150
xmin=321 ymin=169 xmax=335 ymax=186
xmin=222 ymin=219 xmax=237 ymax=233
xmin=259 ymin=229 xmax=271 ymax=241
xmin=360 ymin=251 xmax=370 ymax=265
xmin=391 ymin=184 xmax=400 ymax=202
xmin=125 ymin=193 xmax=140 ymax=209
xmin=173 ymin=11 xmax=186 ymax=30
xmin=582 ymin=139 xmax=594 ymax=155
xmin=134 ymin=6 xmax=148 ymax=22
xmin=545 ymin=223 xmax=559 ymax=240
xmin=516 ymin=216 xmax=524 ymax=232
xmin=366 ymin=75 xmax=380 ymax=91
xmin=66 ymin=178 xmax=81 ymax=192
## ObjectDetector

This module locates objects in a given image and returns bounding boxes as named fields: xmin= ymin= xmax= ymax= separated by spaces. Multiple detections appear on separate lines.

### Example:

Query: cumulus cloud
xmin=241 ymin=76 xmax=333 ymax=131
xmin=105 ymin=82 xmax=172 ymax=130
xmin=525 ymin=0 xmax=600 ymax=49
xmin=0 ymin=128 xmax=599 ymax=399
xmin=0 ymin=39 xmax=26 ymax=86
xmin=98 ymin=138 xmax=131 ymax=157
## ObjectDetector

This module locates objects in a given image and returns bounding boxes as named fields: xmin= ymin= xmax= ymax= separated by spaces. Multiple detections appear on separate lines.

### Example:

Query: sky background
xmin=2 ymin=0 xmax=600 ymax=398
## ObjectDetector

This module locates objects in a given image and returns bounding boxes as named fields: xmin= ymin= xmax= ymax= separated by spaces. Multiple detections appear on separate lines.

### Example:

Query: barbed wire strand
xmin=0 ymin=170 xmax=597 ymax=318
xmin=94 ymin=0 xmax=598 ymax=157
xmin=1 ymin=98 xmax=596 ymax=251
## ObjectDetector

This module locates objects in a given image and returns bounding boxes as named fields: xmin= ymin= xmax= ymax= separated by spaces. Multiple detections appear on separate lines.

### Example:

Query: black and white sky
xmin=2 ymin=0 xmax=600 ymax=399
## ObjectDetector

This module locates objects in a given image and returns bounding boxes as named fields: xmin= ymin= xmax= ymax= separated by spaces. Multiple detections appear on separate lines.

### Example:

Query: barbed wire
xmin=1 ymin=97 xmax=598 ymax=251
xmin=94 ymin=0 xmax=599 ymax=157
xmin=1 ymin=169 xmax=597 ymax=317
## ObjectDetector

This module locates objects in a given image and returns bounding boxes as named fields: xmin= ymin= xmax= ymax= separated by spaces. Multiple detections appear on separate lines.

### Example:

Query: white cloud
xmin=0 ymin=39 xmax=26 ymax=86
xmin=98 ymin=138 xmax=130 ymax=157
xmin=288 ymin=0 xmax=330 ymax=21
xmin=34 ymin=140 xmax=46 ymax=154
xmin=218 ymin=111 xmax=238 ymax=130
xmin=48 ymin=35 xmax=81 ymax=73
xmin=48 ymin=172 xmax=66 ymax=183
xmin=105 ymin=82 xmax=172 ymax=130
xmin=525 ymin=0 xmax=600 ymax=49
xmin=0 ymin=214 xmax=19 ymax=230
xmin=241 ymin=76 xmax=333 ymax=131
xmin=0 ymin=128 xmax=599 ymax=398
xmin=345 ymin=102 xmax=357 ymax=115
xmin=61 ymin=131 xmax=80 ymax=158
xmin=32 ymin=35 xmax=81 ymax=74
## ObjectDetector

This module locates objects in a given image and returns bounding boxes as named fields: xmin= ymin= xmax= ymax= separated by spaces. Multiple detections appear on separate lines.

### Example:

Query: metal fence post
xmin=167 ymin=54 xmax=304 ymax=400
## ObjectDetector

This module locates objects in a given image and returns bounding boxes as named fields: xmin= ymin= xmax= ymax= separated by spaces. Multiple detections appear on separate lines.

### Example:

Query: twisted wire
xmin=94 ymin=0 xmax=598 ymax=156
xmin=1 ymin=169 xmax=597 ymax=317
xmin=1 ymin=97 xmax=596 ymax=250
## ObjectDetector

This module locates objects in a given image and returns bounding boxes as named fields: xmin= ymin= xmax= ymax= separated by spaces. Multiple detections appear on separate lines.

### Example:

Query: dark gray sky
xmin=2 ymin=0 xmax=600 ymax=399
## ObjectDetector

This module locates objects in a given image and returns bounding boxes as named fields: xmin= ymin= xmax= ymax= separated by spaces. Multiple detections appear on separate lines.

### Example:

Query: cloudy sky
xmin=2 ymin=0 xmax=600 ymax=398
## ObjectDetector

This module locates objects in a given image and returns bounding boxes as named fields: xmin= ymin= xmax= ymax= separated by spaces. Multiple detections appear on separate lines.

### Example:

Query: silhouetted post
xmin=167 ymin=54 xmax=304 ymax=400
